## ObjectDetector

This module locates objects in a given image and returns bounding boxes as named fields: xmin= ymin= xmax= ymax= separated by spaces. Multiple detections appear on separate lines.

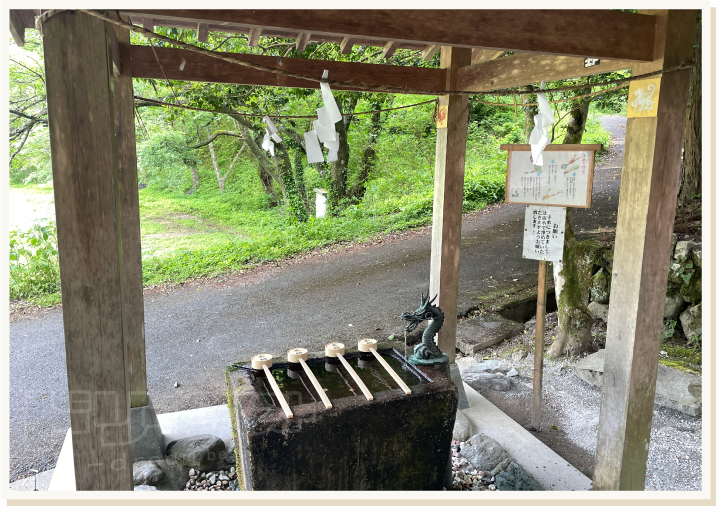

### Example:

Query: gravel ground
xmin=462 ymin=311 xmax=702 ymax=491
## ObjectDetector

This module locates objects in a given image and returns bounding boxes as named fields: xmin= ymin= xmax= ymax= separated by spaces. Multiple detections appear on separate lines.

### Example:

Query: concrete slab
xmin=461 ymin=381 xmax=593 ymax=491
xmin=574 ymin=349 xmax=702 ymax=416
xmin=9 ymin=470 xmax=54 ymax=491
xmin=455 ymin=314 xmax=523 ymax=356
xmin=47 ymin=404 xmax=234 ymax=491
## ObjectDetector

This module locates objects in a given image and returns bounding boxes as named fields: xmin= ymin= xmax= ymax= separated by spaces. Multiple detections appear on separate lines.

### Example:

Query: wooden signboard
xmin=500 ymin=144 xmax=602 ymax=208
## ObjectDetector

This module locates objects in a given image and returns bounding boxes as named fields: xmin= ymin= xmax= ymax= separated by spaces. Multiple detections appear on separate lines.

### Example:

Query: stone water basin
xmin=226 ymin=345 xmax=458 ymax=490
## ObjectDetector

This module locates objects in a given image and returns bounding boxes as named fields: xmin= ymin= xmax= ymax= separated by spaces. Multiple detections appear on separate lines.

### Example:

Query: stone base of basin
xmin=226 ymin=347 xmax=458 ymax=490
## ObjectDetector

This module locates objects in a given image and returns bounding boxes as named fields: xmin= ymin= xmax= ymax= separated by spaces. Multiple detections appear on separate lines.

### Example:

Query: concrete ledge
xmin=461 ymin=381 xmax=593 ymax=491
xmin=9 ymin=470 xmax=54 ymax=491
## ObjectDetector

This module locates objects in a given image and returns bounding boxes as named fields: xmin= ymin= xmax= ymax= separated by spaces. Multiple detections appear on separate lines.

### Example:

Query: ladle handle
xmin=369 ymin=348 xmax=411 ymax=395
xmin=263 ymin=365 xmax=293 ymax=418
xmin=336 ymin=353 xmax=373 ymax=401
xmin=299 ymin=358 xmax=333 ymax=409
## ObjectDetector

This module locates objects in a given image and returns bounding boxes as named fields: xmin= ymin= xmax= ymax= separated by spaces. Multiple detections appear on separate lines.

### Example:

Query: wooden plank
xmin=459 ymin=53 xmax=632 ymax=92
xmin=382 ymin=40 xmax=397 ymax=59
xmin=531 ymin=260 xmax=548 ymax=429
xmin=9 ymin=10 xmax=25 ymax=46
xmin=42 ymin=10 xmax=133 ymax=490
xmin=592 ymin=10 xmax=697 ymax=491
xmin=119 ymin=9 xmax=657 ymax=61
xmin=17 ymin=10 xmax=36 ymax=28
xmin=142 ymin=17 xmax=153 ymax=30
xmin=471 ymin=49 xmax=505 ymax=64
xmin=130 ymin=45 xmax=447 ymax=93
xmin=197 ymin=22 xmax=208 ymax=43
xmin=421 ymin=44 xmax=440 ymax=62
xmin=248 ymin=27 xmax=262 ymax=47
xmin=429 ymin=46 xmax=472 ymax=364
xmin=340 ymin=37 xmax=355 ymax=55
xmin=112 ymin=16 xmax=148 ymax=409
xmin=295 ymin=31 xmax=310 ymax=51
xmin=500 ymin=144 xmax=602 ymax=151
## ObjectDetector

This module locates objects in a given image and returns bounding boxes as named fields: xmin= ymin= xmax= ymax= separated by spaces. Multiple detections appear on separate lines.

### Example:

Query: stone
xmin=494 ymin=461 xmax=543 ymax=491
xmin=506 ymin=368 xmax=518 ymax=378
xmin=468 ymin=359 xmax=503 ymax=373
xmin=679 ymin=269 xmax=701 ymax=304
xmin=459 ymin=434 xmax=510 ymax=471
xmin=692 ymin=249 xmax=702 ymax=267
xmin=165 ymin=434 xmax=225 ymax=471
xmin=669 ymin=233 xmax=678 ymax=259
xmin=453 ymin=409 xmax=475 ymax=441
xmin=221 ymin=438 xmax=236 ymax=465
xmin=663 ymin=292 xmax=685 ymax=319
xmin=132 ymin=460 xmax=165 ymax=486
xmin=130 ymin=396 xmax=165 ymax=462
xmin=152 ymin=458 xmax=191 ymax=491
xmin=590 ymin=267 xmax=611 ymax=304
xmin=679 ymin=303 xmax=702 ymax=340
xmin=134 ymin=485 xmax=158 ymax=491
xmin=489 ymin=457 xmax=511 ymax=477
xmin=455 ymin=314 xmax=524 ymax=356
xmin=511 ymin=350 xmax=527 ymax=362
xmin=587 ymin=301 xmax=609 ymax=322
xmin=462 ymin=371 xmax=513 ymax=392
xmin=674 ymin=240 xmax=696 ymax=260
xmin=574 ymin=350 xmax=702 ymax=416
xmin=209 ymin=475 xmax=217 ymax=485
xmin=668 ymin=261 xmax=683 ymax=284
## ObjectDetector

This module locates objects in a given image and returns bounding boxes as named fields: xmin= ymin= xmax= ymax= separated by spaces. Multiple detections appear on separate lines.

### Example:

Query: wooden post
xmin=43 ymin=10 xmax=133 ymax=490
xmin=111 ymin=15 xmax=149 ymax=409
xmin=430 ymin=46 xmax=471 ymax=363
xmin=592 ymin=10 xmax=697 ymax=491
xmin=531 ymin=260 xmax=548 ymax=429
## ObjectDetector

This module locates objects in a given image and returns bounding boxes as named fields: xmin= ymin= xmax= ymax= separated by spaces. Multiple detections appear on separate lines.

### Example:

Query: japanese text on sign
xmin=523 ymin=206 xmax=566 ymax=262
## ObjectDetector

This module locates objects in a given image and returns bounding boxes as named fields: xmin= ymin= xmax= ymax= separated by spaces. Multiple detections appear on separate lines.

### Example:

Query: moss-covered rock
xmin=679 ymin=303 xmax=702 ymax=340
xmin=679 ymin=267 xmax=701 ymax=304
xmin=590 ymin=267 xmax=611 ymax=304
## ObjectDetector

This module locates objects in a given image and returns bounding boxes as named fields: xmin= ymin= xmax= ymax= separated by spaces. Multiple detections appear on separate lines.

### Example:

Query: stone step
xmin=455 ymin=314 xmax=524 ymax=356
xmin=573 ymin=349 xmax=701 ymax=417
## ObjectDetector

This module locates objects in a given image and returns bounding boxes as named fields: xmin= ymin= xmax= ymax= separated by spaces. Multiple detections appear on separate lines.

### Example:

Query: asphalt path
xmin=8 ymin=116 xmax=626 ymax=481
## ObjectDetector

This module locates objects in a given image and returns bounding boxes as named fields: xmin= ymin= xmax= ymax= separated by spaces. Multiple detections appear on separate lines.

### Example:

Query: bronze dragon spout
xmin=400 ymin=292 xmax=447 ymax=363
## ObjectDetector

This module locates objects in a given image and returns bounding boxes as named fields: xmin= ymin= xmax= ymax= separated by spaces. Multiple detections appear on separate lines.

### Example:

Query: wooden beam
xmin=119 ymin=9 xmax=658 ymax=61
xmin=142 ymin=17 xmax=153 ymax=30
xmin=471 ymin=49 xmax=505 ymax=65
xmin=458 ymin=53 xmax=632 ymax=92
xmin=248 ymin=27 xmax=262 ymax=47
xmin=295 ymin=31 xmax=310 ymax=51
xmin=592 ymin=10 xmax=698 ymax=491
xmin=17 ymin=10 xmax=36 ymax=28
xmin=382 ymin=40 xmax=397 ymax=59
xmin=430 ymin=46 xmax=472 ymax=364
xmin=42 ymin=10 xmax=133 ymax=490
xmin=422 ymin=44 xmax=440 ymax=62
xmin=112 ymin=16 xmax=148 ymax=410
xmin=197 ymin=22 xmax=208 ymax=43
xmin=130 ymin=45 xmax=447 ymax=93
xmin=9 ymin=10 xmax=25 ymax=46
xmin=340 ymin=37 xmax=355 ymax=55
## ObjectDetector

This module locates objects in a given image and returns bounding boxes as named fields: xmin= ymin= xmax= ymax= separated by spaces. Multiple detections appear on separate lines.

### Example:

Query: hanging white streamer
xmin=261 ymin=116 xmax=282 ymax=156
xmin=319 ymin=70 xmax=343 ymax=124
xmin=529 ymin=92 xmax=555 ymax=166
xmin=324 ymin=133 xmax=339 ymax=162
xmin=304 ymin=130 xmax=324 ymax=163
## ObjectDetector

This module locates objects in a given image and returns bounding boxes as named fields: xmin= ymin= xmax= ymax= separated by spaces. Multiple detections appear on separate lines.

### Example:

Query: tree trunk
xmin=328 ymin=94 xmax=359 ymax=213
xmin=293 ymin=150 xmax=309 ymax=212
xmin=208 ymin=140 xmax=242 ymax=192
xmin=677 ymin=22 xmax=701 ymax=206
xmin=349 ymin=96 xmax=386 ymax=202
xmin=522 ymin=84 xmax=539 ymax=143
xmin=275 ymin=144 xmax=308 ymax=222
xmin=548 ymin=88 xmax=595 ymax=358
xmin=235 ymin=120 xmax=279 ymax=206
xmin=186 ymin=164 xmax=200 ymax=195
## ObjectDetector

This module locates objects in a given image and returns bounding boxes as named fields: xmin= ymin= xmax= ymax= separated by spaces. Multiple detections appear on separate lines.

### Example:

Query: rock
xmin=152 ymin=458 xmax=191 ymax=491
xmin=663 ymin=292 xmax=685 ymax=319
xmin=590 ymin=267 xmax=611 ymax=304
xmin=679 ymin=303 xmax=702 ymax=340
xmin=453 ymin=410 xmax=475 ymax=441
xmin=173 ymin=382 xmax=179 ymax=388
xmin=587 ymin=301 xmax=609 ymax=322
xmin=468 ymin=359 xmax=503 ymax=373
xmin=209 ymin=475 xmax=217 ymax=485
xmin=220 ymin=438 xmax=236 ymax=465
xmin=511 ymin=350 xmax=528 ymax=362
xmin=679 ymin=269 xmax=701 ymax=304
xmin=506 ymin=368 xmax=518 ymax=378
xmin=575 ymin=350 xmax=702 ymax=417
xmin=189 ymin=468 xmax=196 ymax=477
xmin=668 ymin=261 xmax=683 ymax=284
xmin=165 ymin=434 xmax=226 ymax=471
xmin=456 ymin=314 xmax=524 ymax=355
xmin=132 ymin=460 xmax=165 ymax=486
xmin=463 ymin=371 xmax=513 ymax=392
xmin=692 ymin=249 xmax=702 ymax=267
xmin=134 ymin=484 xmax=158 ymax=491
xmin=494 ymin=461 xmax=543 ymax=491
xmin=669 ymin=233 xmax=678 ymax=258
xmin=674 ymin=240 xmax=696 ymax=260
xmin=459 ymin=434 xmax=510 ymax=471
xmin=489 ymin=456 xmax=511 ymax=477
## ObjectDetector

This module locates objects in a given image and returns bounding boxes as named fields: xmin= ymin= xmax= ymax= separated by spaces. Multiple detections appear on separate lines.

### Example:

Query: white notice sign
xmin=523 ymin=206 xmax=566 ymax=262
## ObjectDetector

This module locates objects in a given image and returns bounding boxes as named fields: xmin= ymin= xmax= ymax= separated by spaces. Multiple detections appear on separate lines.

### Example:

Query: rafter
xmin=9 ymin=10 xmax=25 ymax=47
xmin=382 ymin=41 xmax=397 ymax=59
xmin=197 ymin=22 xmax=208 ymax=43
xmin=248 ymin=27 xmax=262 ymax=47
xmin=119 ymin=9 xmax=657 ymax=61
xmin=340 ymin=37 xmax=355 ymax=55
xmin=457 ymin=53 xmax=632 ymax=92
xmin=141 ymin=17 xmax=154 ymax=30
xmin=129 ymin=45 xmax=446 ymax=93
xmin=295 ymin=32 xmax=311 ymax=51
xmin=422 ymin=45 xmax=439 ymax=62
xmin=471 ymin=49 xmax=505 ymax=65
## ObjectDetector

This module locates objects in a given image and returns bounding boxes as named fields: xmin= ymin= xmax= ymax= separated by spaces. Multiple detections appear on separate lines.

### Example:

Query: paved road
xmin=8 ymin=116 xmax=626 ymax=481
